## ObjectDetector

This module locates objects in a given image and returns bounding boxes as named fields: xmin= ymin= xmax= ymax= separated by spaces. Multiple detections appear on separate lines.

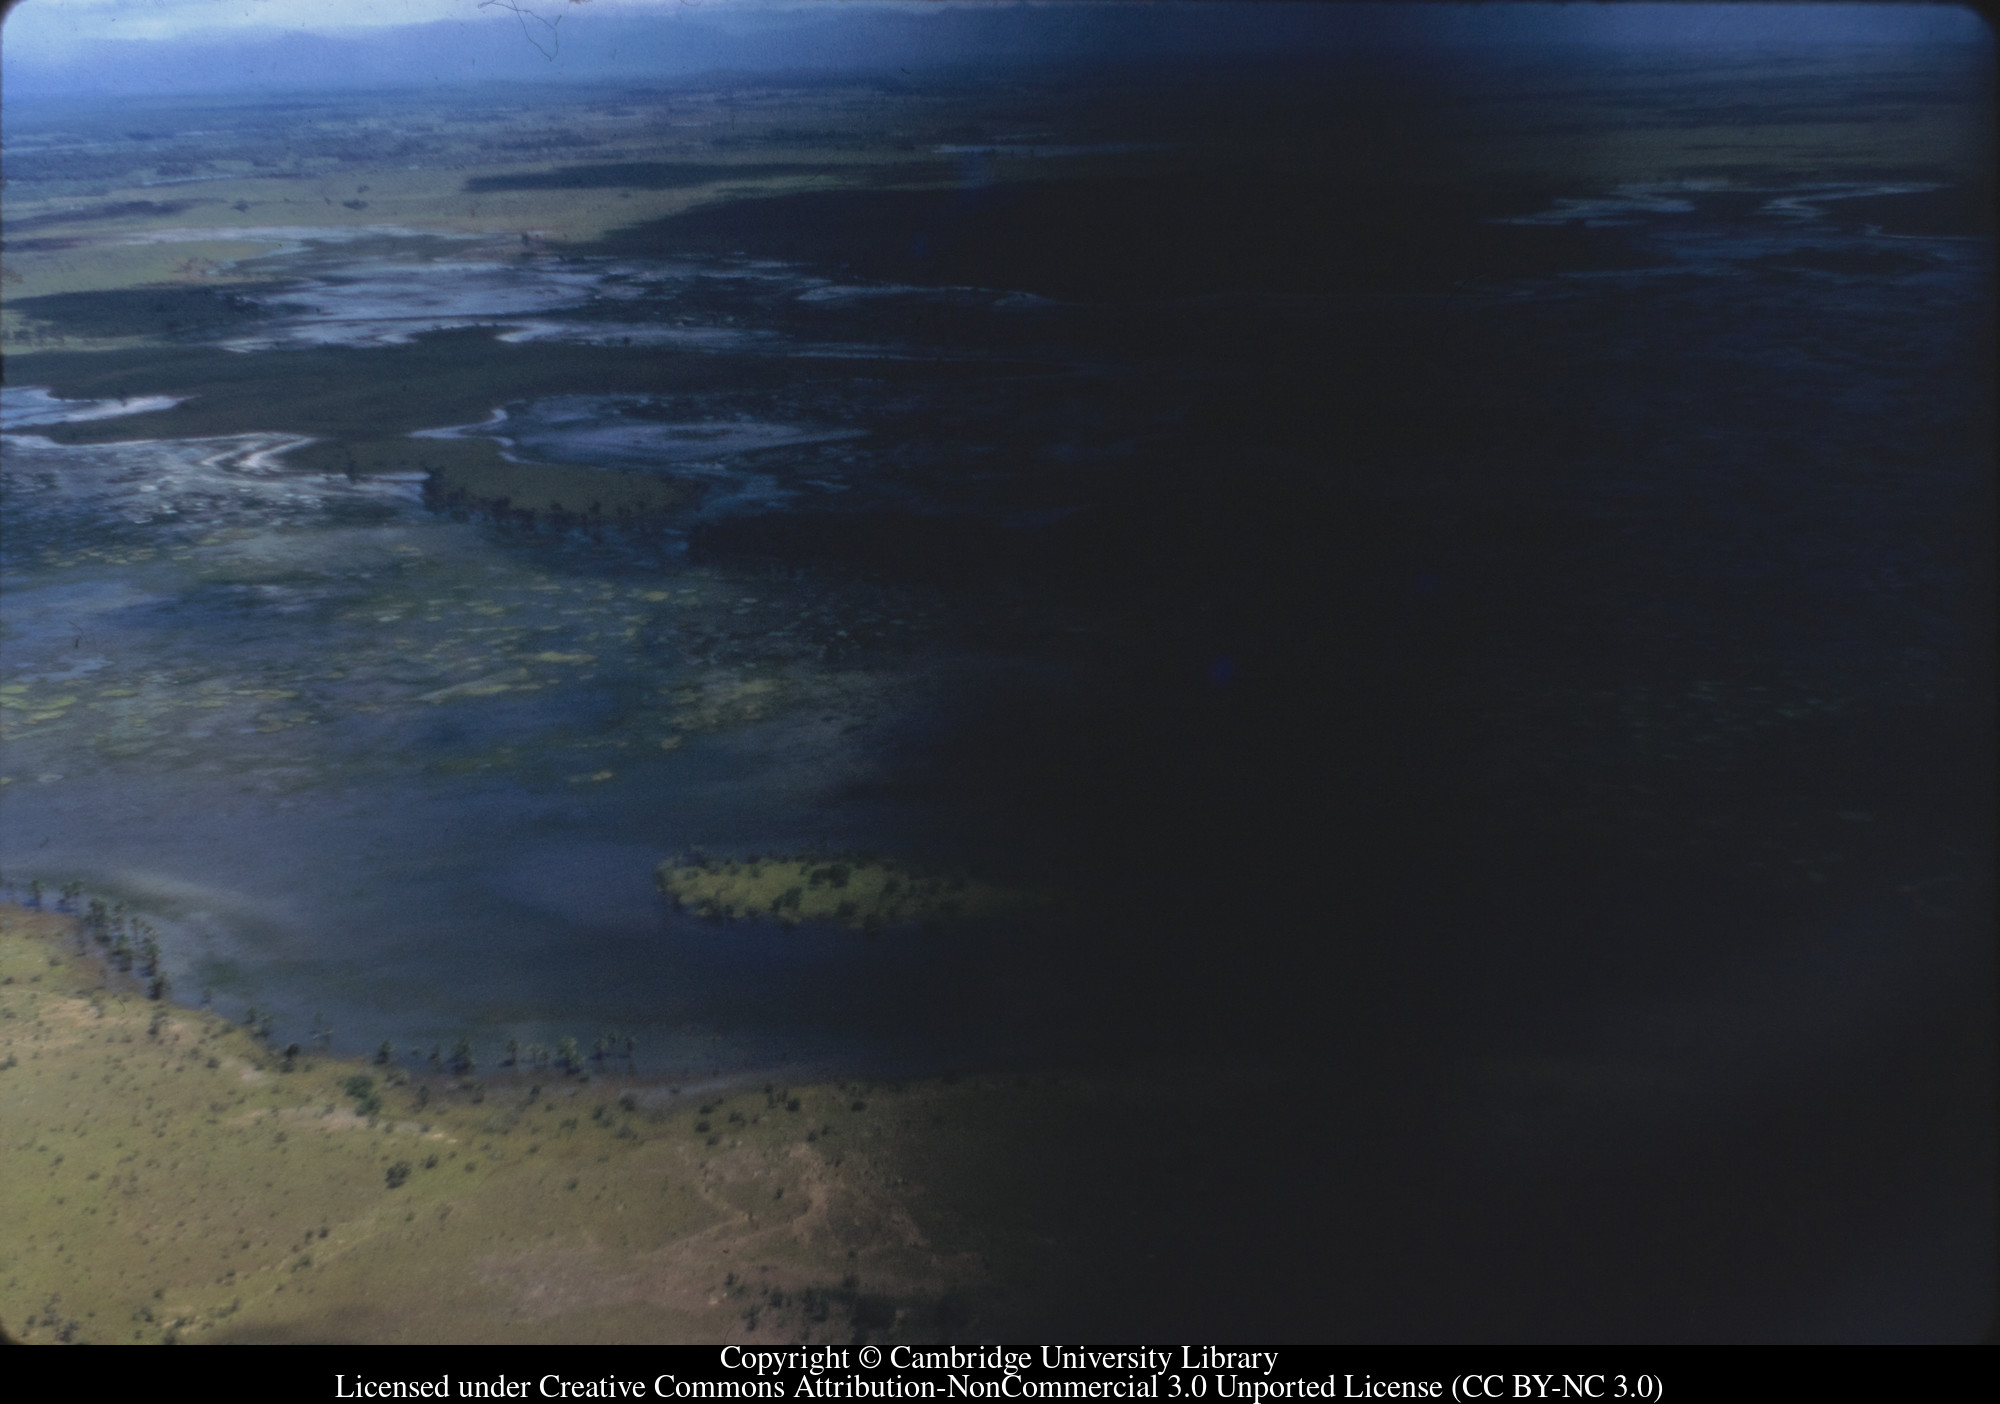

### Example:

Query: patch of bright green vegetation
xmin=657 ymin=852 xmax=1032 ymax=931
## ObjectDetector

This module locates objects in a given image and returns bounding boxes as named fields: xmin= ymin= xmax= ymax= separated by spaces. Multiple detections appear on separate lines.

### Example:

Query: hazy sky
xmin=3 ymin=3 xmax=1989 ymax=99
xmin=8 ymin=1 xmax=1991 ymax=45
xmin=11 ymin=0 xmax=606 ymax=40
xmin=10 ymin=0 xmax=772 ymax=42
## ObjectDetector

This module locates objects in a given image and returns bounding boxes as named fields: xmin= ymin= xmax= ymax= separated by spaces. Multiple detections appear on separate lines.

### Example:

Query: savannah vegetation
xmin=2 ymin=900 xmax=1341 ymax=1344
xmin=0 ymin=902 xmax=1217 ymax=1344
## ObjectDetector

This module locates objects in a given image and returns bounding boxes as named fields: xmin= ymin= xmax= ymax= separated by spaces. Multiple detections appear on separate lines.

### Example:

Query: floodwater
xmin=0 ymin=387 xmax=1005 ymax=1079
xmin=6 ymin=153 xmax=1987 ymax=1071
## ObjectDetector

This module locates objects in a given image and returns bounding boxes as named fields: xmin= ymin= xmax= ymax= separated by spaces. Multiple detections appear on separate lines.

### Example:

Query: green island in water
xmin=656 ymin=853 xmax=1034 ymax=932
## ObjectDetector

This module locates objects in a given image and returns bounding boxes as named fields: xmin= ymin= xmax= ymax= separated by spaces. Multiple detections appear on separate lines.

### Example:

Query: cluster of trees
xmin=358 ymin=1029 xmax=640 ymax=1079
xmin=739 ymin=1274 xmax=897 ymax=1339
xmin=0 ymin=874 xmax=49 ymax=909
xmin=0 ymin=877 xmax=181 ymax=1003
xmin=499 ymin=1029 xmax=638 ymax=1072
xmin=342 ymin=1073 xmax=385 ymax=1118
xmin=4 ymin=876 xmax=657 ymax=1095
xmin=659 ymin=847 xmax=987 ymax=933
xmin=421 ymin=479 xmax=680 ymax=541
xmin=66 ymin=891 xmax=176 ymax=1001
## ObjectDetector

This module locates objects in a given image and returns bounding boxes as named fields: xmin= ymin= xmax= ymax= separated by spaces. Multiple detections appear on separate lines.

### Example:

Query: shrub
xmin=384 ymin=1162 xmax=411 ymax=1189
xmin=852 ymin=1294 xmax=896 ymax=1332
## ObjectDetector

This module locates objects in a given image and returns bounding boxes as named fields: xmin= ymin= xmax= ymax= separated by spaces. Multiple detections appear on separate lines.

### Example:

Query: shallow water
xmin=0 ymin=385 xmax=992 ymax=1076
xmin=5 ymin=145 xmax=1988 ymax=1074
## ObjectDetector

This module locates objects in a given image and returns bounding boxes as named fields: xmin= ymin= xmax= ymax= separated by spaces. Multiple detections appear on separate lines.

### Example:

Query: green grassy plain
xmin=3 ymin=904 xmax=1301 ymax=1344
xmin=0 ymin=906 xmax=1005 ymax=1343
xmin=0 ymin=84 xmax=952 ymax=357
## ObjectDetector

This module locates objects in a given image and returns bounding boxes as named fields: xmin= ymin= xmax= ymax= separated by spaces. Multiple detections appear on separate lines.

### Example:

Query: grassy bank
xmin=3 ymin=903 xmax=1315 ymax=1343
xmin=0 ymin=905 xmax=1004 ymax=1343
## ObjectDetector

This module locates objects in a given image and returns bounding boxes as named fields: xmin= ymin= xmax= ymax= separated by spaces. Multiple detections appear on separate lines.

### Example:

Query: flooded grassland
xmin=2 ymin=81 xmax=1119 ymax=1084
